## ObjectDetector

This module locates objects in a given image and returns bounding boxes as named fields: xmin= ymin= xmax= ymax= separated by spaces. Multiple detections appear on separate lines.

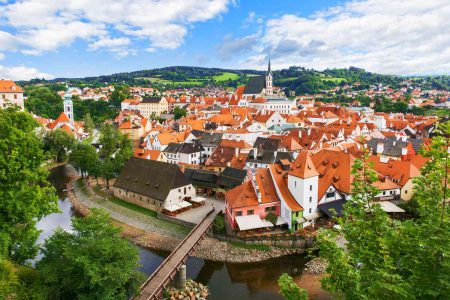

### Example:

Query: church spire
xmin=268 ymin=58 xmax=271 ymax=74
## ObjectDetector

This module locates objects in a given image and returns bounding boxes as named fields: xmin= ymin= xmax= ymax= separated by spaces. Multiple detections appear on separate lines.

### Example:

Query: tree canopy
xmin=37 ymin=209 xmax=142 ymax=299
xmin=318 ymin=125 xmax=450 ymax=299
xmin=0 ymin=108 xmax=58 ymax=263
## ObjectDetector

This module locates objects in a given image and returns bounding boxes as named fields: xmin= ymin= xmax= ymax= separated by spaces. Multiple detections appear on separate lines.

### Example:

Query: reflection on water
xmin=39 ymin=165 xmax=307 ymax=300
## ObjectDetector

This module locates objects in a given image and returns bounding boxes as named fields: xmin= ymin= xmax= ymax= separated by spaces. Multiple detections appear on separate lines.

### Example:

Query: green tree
xmin=98 ymin=124 xmax=132 ymax=188
xmin=173 ymin=106 xmax=187 ymax=120
xmin=318 ymin=151 xmax=411 ymax=299
xmin=278 ymin=273 xmax=308 ymax=300
xmin=109 ymin=85 xmax=130 ymax=107
xmin=37 ymin=209 xmax=142 ymax=300
xmin=0 ymin=108 xmax=58 ymax=263
xmin=69 ymin=142 xmax=99 ymax=178
xmin=82 ymin=113 xmax=95 ymax=135
xmin=24 ymin=86 xmax=63 ymax=119
xmin=44 ymin=128 xmax=76 ymax=162
xmin=318 ymin=130 xmax=450 ymax=299
xmin=393 ymin=122 xmax=450 ymax=298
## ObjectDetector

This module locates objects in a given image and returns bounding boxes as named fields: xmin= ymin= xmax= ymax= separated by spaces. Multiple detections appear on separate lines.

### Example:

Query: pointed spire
xmin=268 ymin=58 xmax=271 ymax=74
xmin=289 ymin=151 xmax=319 ymax=179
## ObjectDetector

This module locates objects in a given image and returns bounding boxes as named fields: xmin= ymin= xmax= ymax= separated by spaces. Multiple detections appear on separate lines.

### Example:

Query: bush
xmin=213 ymin=214 xmax=226 ymax=235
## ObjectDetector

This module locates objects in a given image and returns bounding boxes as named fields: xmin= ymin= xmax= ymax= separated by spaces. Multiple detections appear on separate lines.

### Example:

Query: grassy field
xmin=213 ymin=72 xmax=239 ymax=82
xmin=321 ymin=77 xmax=346 ymax=83
xmin=230 ymin=242 xmax=271 ymax=251
xmin=108 ymin=196 xmax=158 ymax=218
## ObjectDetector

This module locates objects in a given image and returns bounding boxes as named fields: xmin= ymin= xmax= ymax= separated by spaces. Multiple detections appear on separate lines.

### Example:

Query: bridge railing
xmin=138 ymin=207 xmax=216 ymax=297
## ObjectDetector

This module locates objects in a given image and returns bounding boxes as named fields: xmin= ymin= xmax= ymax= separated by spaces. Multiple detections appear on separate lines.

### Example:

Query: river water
xmin=37 ymin=165 xmax=308 ymax=300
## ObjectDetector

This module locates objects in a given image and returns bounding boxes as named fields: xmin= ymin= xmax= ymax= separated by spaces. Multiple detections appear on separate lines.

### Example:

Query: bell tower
xmin=63 ymin=88 xmax=74 ymax=124
xmin=265 ymin=59 xmax=273 ymax=95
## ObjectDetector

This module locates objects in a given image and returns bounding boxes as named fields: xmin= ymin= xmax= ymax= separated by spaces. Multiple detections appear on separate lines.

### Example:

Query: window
xmin=248 ymin=210 xmax=254 ymax=215
xmin=326 ymin=192 xmax=334 ymax=198
xmin=390 ymin=191 xmax=394 ymax=195
xmin=309 ymin=196 xmax=312 ymax=203
xmin=383 ymin=191 xmax=386 ymax=195
xmin=236 ymin=211 xmax=242 ymax=216
xmin=184 ymin=187 xmax=186 ymax=194
xmin=309 ymin=208 xmax=312 ymax=213
xmin=405 ymin=190 xmax=408 ymax=194
xmin=310 ymin=185 xmax=312 ymax=191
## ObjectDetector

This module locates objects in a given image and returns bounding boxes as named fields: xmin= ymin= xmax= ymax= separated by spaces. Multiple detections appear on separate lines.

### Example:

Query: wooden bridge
xmin=137 ymin=208 xmax=219 ymax=300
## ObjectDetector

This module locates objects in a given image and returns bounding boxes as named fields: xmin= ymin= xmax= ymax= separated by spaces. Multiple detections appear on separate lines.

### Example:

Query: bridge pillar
xmin=173 ymin=264 xmax=186 ymax=290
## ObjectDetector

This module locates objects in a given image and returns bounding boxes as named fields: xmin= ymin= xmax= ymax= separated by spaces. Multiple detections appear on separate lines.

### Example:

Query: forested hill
xmin=21 ymin=65 xmax=450 ymax=94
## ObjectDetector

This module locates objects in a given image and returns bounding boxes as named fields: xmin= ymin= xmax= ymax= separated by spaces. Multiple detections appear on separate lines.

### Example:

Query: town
xmin=1 ymin=60 xmax=444 ymax=232
xmin=1 ymin=1 xmax=449 ymax=299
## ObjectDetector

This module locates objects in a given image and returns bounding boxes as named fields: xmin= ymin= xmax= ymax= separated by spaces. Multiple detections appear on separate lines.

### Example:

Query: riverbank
xmin=66 ymin=171 xmax=304 ymax=263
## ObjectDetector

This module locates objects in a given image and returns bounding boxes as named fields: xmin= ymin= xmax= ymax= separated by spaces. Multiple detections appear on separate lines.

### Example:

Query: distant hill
xmin=20 ymin=65 xmax=450 ymax=94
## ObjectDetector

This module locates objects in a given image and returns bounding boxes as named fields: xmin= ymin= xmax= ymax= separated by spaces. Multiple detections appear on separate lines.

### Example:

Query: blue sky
xmin=0 ymin=0 xmax=449 ymax=79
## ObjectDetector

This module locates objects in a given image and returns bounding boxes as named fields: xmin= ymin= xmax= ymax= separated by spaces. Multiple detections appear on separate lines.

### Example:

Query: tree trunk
xmin=106 ymin=178 xmax=110 ymax=189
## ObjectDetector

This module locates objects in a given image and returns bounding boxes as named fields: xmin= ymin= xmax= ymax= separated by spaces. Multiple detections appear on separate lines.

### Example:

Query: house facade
xmin=0 ymin=80 xmax=24 ymax=110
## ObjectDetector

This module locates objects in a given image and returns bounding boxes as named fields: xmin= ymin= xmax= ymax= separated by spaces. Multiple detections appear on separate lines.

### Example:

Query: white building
xmin=0 ymin=80 xmax=24 ymax=110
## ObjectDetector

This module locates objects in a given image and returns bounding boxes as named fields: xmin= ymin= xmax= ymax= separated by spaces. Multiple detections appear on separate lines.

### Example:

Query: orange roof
xmin=225 ymin=181 xmax=258 ymax=209
xmin=47 ymin=112 xmax=71 ymax=129
xmin=268 ymin=164 xmax=303 ymax=211
xmin=368 ymin=156 xmax=420 ymax=187
xmin=0 ymin=80 xmax=23 ymax=93
xmin=255 ymin=168 xmax=280 ymax=204
xmin=219 ymin=139 xmax=252 ymax=149
xmin=289 ymin=151 xmax=319 ymax=179
xmin=157 ymin=133 xmax=179 ymax=145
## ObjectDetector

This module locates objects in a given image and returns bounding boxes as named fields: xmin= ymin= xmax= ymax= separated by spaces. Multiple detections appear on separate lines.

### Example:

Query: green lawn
xmin=108 ymin=196 xmax=157 ymax=218
xmin=213 ymin=72 xmax=239 ymax=82
xmin=321 ymin=77 xmax=346 ymax=83
xmin=230 ymin=242 xmax=271 ymax=251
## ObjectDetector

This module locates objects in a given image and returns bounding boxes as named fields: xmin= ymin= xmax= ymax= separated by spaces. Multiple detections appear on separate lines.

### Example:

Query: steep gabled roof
xmin=114 ymin=158 xmax=190 ymax=201
xmin=289 ymin=151 xmax=319 ymax=179
xmin=243 ymin=75 xmax=266 ymax=95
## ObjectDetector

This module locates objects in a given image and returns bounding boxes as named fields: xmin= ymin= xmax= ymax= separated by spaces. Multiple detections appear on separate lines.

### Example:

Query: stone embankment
xmin=303 ymin=257 xmax=328 ymax=275
xmin=67 ymin=177 xmax=305 ymax=263
xmin=164 ymin=280 xmax=209 ymax=300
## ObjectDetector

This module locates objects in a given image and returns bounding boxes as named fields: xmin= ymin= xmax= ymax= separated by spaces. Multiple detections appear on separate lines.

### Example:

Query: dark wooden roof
xmin=253 ymin=137 xmax=281 ymax=151
xmin=243 ymin=75 xmax=265 ymax=95
xmin=142 ymin=97 xmax=162 ymax=103
xmin=114 ymin=158 xmax=190 ymax=201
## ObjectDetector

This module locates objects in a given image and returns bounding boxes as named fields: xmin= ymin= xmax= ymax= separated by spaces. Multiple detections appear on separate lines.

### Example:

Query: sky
xmin=0 ymin=0 xmax=449 ymax=80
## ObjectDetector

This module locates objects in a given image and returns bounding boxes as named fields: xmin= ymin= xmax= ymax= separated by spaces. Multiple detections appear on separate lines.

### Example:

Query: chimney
xmin=401 ymin=147 xmax=408 ymax=156
xmin=253 ymin=147 xmax=258 ymax=159
xmin=376 ymin=142 xmax=384 ymax=154
xmin=299 ymin=130 xmax=302 ymax=139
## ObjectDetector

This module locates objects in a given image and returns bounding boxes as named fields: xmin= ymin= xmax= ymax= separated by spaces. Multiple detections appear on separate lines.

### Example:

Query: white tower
xmin=265 ymin=59 xmax=273 ymax=95
xmin=63 ymin=90 xmax=74 ymax=124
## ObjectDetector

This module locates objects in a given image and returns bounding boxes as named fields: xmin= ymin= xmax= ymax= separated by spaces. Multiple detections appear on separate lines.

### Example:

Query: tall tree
xmin=69 ymin=142 xmax=99 ymax=178
xmin=98 ymin=124 xmax=132 ymax=188
xmin=0 ymin=108 xmax=58 ymax=263
xmin=318 ymin=127 xmax=450 ymax=299
xmin=393 ymin=122 xmax=450 ymax=298
xmin=82 ymin=113 xmax=94 ymax=135
xmin=173 ymin=106 xmax=187 ymax=120
xmin=278 ymin=273 xmax=308 ymax=300
xmin=318 ymin=151 xmax=411 ymax=299
xmin=44 ymin=128 xmax=75 ymax=162
xmin=37 ymin=209 xmax=142 ymax=299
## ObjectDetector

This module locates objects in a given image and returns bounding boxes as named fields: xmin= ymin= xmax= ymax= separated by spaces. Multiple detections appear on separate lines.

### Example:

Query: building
xmin=0 ymin=80 xmax=24 ymax=110
xmin=138 ymin=96 xmax=169 ymax=118
xmin=63 ymin=90 xmax=74 ymax=123
xmin=163 ymin=141 xmax=204 ymax=165
xmin=113 ymin=158 xmax=196 ymax=212
xmin=225 ymin=168 xmax=280 ymax=231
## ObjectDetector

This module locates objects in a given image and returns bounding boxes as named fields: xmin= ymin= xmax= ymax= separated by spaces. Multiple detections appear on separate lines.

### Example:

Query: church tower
xmin=63 ymin=89 xmax=74 ymax=124
xmin=265 ymin=59 xmax=273 ymax=95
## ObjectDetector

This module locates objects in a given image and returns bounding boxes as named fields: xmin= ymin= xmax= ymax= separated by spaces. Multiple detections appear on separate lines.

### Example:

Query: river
xmin=38 ymin=165 xmax=310 ymax=300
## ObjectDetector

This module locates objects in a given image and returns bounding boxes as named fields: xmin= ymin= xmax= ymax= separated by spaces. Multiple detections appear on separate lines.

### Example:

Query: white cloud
xmin=0 ymin=53 xmax=4 ymax=60
xmin=0 ymin=65 xmax=54 ymax=80
xmin=242 ymin=0 xmax=450 ymax=75
xmin=0 ymin=0 xmax=232 ymax=55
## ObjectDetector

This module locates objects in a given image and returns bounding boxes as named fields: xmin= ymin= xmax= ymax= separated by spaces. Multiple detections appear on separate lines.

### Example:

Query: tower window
xmin=310 ymin=185 xmax=312 ymax=191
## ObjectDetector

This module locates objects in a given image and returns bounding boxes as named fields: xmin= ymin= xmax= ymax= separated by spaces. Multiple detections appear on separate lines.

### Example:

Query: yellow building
xmin=138 ymin=96 xmax=168 ymax=118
